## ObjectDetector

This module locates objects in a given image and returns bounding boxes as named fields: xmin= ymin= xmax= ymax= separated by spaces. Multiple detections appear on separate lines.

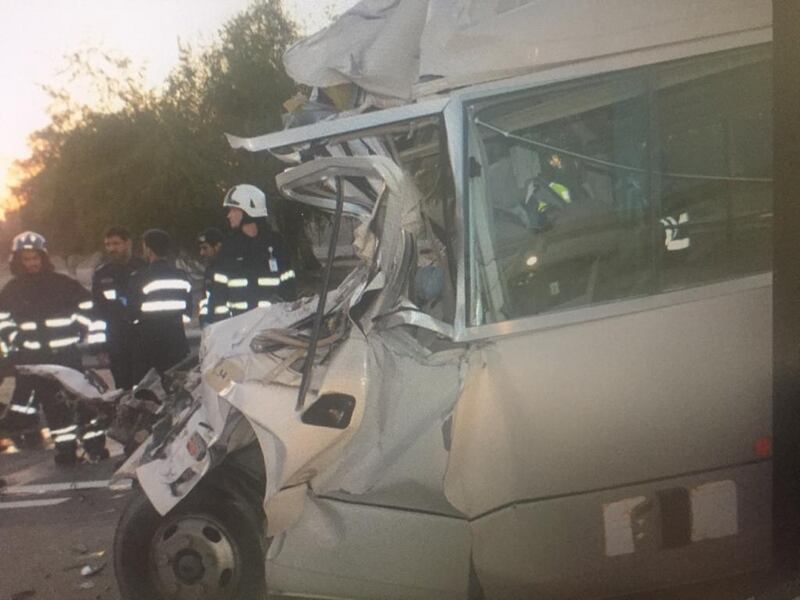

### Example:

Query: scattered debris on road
xmin=79 ymin=562 xmax=106 ymax=578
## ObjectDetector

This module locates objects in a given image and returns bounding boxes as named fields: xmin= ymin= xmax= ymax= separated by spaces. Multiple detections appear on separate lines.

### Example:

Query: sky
xmin=0 ymin=0 xmax=360 ymax=217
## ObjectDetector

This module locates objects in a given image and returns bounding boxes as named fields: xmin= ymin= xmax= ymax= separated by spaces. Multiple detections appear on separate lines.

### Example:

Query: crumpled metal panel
xmin=311 ymin=328 xmax=465 ymax=503
xmin=135 ymin=401 xmax=215 ymax=515
xmin=283 ymin=0 xmax=431 ymax=101
xmin=221 ymin=330 xmax=370 ymax=508
xmin=283 ymin=0 xmax=770 ymax=102
xmin=16 ymin=364 xmax=123 ymax=403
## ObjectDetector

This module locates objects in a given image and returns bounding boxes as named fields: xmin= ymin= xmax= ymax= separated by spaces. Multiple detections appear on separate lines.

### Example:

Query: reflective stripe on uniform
xmin=0 ymin=321 xmax=16 ymax=332
xmin=20 ymin=322 xmax=37 ymax=331
xmin=89 ymin=320 xmax=107 ymax=332
xmin=258 ymin=277 xmax=280 ymax=287
xmin=45 ymin=317 xmax=74 ymax=328
xmin=87 ymin=333 xmax=107 ymax=345
xmin=182 ymin=315 xmax=191 ymax=324
xmin=49 ymin=336 xmax=80 ymax=349
xmin=280 ymin=270 xmax=296 ymax=282
xmin=227 ymin=278 xmax=248 ymax=288
xmin=10 ymin=404 xmax=37 ymax=415
xmin=78 ymin=301 xmax=94 ymax=310
xmin=73 ymin=314 xmax=93 ymax=327
xmin=142 ymin=279 xmax=192 ymax=295
xmin=103 ymin=289 xmax=118 ymax=300
xmin=141 ymin=300 xmax=188 ymax=313
xmin=23 ymin=341 xmax=41 ymax=350
xmin=198 ymin=293 xmax=209 ymax=316
xmin=258 ymin=301 xmax=272 ymax=308
xmin=213 ymin=273 xmax=229 ymax=284
xmin=0 ymin=312 xmax=10 ymax=320
xmin=227 ymin=301 xmax=248 ymax=311
xmin=214 ymin=306 xmax=229 ymax=315
xmin=549 ymin=182 xmax=572 ymax=203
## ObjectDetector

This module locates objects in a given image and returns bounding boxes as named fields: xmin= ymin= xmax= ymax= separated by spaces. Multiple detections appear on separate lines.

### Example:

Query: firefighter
xmin=128 ymin=229 xmax=192 ymax=381
xmin=0 ymin=231 xmax=95 ymax=443
xmin=522 ymin=149 xmax=595 ymax=231
xmin=196 ymin=227 xmax=224 ymax=326
xmin=206 ymin=184 xmax=296 ymax=322
xmin=91 ymin=226 xmax=145 ymax=389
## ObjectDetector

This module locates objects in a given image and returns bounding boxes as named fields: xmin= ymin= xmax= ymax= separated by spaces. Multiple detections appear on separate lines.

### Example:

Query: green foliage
xmin=12 ymin=0 xmax=304 ymax=256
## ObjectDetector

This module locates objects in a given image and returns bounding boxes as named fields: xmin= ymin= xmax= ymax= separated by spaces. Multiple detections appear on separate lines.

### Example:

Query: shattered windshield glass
xmin=280 ymin=117 xmax=458 ymax=329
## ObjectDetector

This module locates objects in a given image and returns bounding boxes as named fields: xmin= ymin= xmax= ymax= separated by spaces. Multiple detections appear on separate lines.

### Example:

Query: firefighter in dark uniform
xmin=196 ymin=227 xmax=224 ymax=326
xmin=0 ymin=232 xmax=96 ymax=441
xmin=206 ymin=184 xmax=296 ymax=322
xmin=91 ymin=226 xmax=145 ymax=389
xmin=128 ymin=229 xmax=192 ymax=382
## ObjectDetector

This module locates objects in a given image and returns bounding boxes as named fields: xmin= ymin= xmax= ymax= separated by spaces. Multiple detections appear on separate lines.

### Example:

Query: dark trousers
xmin=130 ymin=321 xmax=189 ymax=385
xmin=6 ymin=349 xmax=81 ymax=432
xmin=107 ymin=323 xmax=137 ymax=390
xmin=9 ymin=375 xmax=71 ymax=431
xmin=109 ymin=351 xmax=137 ymax=391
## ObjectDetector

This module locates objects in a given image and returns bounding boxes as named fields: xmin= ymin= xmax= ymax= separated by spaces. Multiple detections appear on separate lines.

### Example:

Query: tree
xmin=11 ymin=0 xmax=306 ymax=258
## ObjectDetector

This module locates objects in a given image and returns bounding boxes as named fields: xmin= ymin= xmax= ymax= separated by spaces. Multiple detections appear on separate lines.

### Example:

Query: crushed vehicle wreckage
xmin=85 ymin=1 xmax=779 ymax=598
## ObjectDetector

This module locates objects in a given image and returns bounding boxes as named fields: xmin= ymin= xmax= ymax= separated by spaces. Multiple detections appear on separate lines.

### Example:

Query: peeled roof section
xmin=283 ymin=0 xmax=772 ymax=103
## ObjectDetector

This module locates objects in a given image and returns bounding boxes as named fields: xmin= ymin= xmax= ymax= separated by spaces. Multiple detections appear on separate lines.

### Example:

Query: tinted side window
xmin=466 ymin=45 xmax=772 ymax=327
xmin=655 ymin=57 xmax=773 ymax=290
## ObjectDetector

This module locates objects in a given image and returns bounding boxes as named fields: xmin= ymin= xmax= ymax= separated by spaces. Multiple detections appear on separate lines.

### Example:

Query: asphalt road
xmin=0 ymin=440 xmax=128 ymax=600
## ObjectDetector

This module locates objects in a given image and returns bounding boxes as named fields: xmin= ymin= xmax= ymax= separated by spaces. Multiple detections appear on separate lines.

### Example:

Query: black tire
xmin=114 ymin=480 xmax=266 ymax=600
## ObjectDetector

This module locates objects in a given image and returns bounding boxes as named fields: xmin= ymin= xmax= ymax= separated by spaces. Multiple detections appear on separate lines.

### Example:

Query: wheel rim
xmin=149 ymin=514 xmax=241 ymax=600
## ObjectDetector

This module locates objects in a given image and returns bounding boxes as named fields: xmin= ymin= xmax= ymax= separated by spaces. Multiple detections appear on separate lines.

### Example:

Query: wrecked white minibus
xmin=112 ymin=1 xmax=774 ymax=598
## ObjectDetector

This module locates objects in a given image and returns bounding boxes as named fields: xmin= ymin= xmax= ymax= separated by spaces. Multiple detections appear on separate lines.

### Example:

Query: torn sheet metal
xmin=135 ymin=399 xmax=216 ymax=515
xmin=283 ymin=0 xmax=431 ymax=102
xmin=127 ymin=227 xmax=376 ymax=514
xmin=225 ymin=98 xmax=448 ymax=156
xmin=276 ymin=155 xmax=424 ymax=237
xmin=206 ymin=306 xmax=463 ymax=536
xmin=223 ymin=331 xmax=369 ymax=528
xmin=377 ymin=307 xmax=455 ymax=338
xmin=284 ymin=0 xmax=770 ymax=103
xmin=274 ymin=157 xmax=384 ymax=218
xmin=277 ymin=154 xmax=442 ymax=334
xmin=16 ymin=364 xmax=123 ymax=403
xmin=311 ymin=329 xmax=464 ymax=501
xmin=199 ymin=266 xmax=369 ymax=434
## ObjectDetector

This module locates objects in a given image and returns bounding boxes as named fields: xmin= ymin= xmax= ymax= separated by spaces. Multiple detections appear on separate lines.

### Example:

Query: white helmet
xmin=11 ymin=231 xmax=48 ymax=254
xmin=222 ymin=184 xmax=268 ymax=218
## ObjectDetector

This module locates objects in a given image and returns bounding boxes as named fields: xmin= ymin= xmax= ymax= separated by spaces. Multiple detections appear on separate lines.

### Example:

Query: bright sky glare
xmin=0 ymin=0 xmax=359 ymax=215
